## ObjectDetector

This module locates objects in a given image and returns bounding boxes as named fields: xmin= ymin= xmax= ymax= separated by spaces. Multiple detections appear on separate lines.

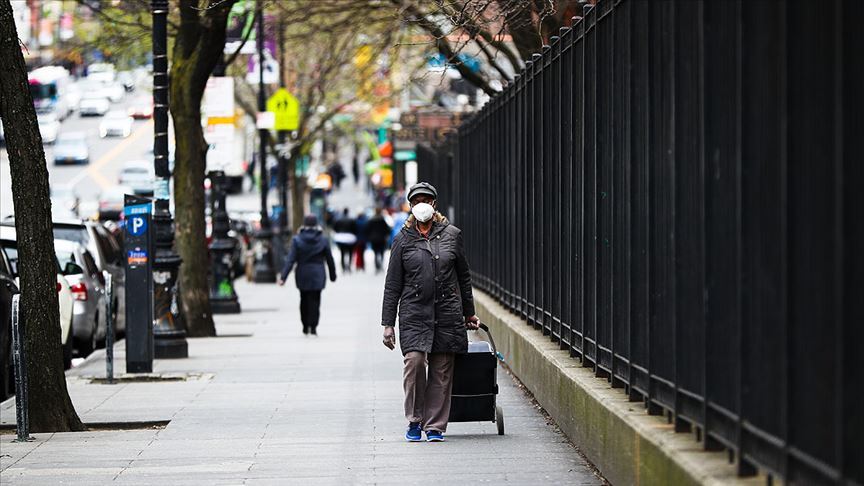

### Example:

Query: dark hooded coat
xmin=381 ymin=213 xmax=475 ymax=355
xmin=281 ymin=227 xmax=337 ymax=291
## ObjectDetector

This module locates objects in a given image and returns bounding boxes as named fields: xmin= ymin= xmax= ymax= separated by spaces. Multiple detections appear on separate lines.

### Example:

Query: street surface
xmin=0 ymin=91 xmax=154 ymax=221
xmin=0 ymin=260 xmax=603 ymax=484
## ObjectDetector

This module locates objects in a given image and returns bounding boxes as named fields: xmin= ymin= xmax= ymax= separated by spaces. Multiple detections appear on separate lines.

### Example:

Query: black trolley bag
xmin=448 ymin=323 xmax=504 ymax=435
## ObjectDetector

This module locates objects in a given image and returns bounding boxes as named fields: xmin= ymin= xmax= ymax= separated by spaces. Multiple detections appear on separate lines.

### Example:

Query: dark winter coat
xmin=381 ymin=212 xmax=475 ymax=355
xmin=332 ymin=215 xmax=357 ymax=236
xmin=365 ymin=215 xmax=391 ymax=246
xmin=281 ymin=228 xmax=337 ymax=291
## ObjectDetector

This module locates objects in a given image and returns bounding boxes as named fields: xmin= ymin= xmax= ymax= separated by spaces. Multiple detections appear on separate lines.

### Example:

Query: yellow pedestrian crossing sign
xmin=266 ymin=88 xmax=300 ymax=131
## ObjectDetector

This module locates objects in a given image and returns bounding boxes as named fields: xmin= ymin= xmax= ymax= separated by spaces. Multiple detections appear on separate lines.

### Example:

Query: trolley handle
xmin=476 ymin=322 xmax=498 ymax=357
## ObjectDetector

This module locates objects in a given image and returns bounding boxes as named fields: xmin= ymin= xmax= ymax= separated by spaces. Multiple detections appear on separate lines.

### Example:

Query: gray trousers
xmin=403 ymin=351 xmax=455 ymax=433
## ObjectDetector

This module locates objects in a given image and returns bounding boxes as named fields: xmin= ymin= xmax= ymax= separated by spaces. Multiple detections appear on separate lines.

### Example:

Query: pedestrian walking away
xmin=332 ymin=208 xmax=357 ymax=273
xmin=380 ymin=181 xmax=480 ymax=442
xmin=354 ymin=209 xmax=368 ymax=272
xmin=365 ymin=207 xmax=392 ymax=274
xmin=279 ymin=215 xmax=337 ymax=336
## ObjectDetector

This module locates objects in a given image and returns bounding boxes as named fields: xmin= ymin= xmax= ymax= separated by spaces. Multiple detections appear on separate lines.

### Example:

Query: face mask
xmin=411 ymin=203 xmax=434 ymax=223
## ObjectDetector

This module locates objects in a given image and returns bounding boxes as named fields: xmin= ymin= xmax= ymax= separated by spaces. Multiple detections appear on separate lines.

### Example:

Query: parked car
xmin=53 ymin=220 xmax=126 ymax=337
xmin=53 ymin=132 xmax=90 ymax=165
xmin=99 ymin=110 xmax=133 ymax=138
xmin=37 ymin=111 xmax=61 ymax=144
xmin=118 ymin=161 xmax=155 ymax=195
xmin=51 ymin=185 xmax=80 ymax=219
xmin=98 ymin=185 xmax=133 ymax=221
xmin=0 ymin=248 xmax=19 ymax=401
xmin=127 ymin=96 xmax=153 ymax=119
xmin=78 ymin=92 xmax=110 ymax=116
xmin=53 ymin=239 xmax=107 ymax=356
xmin=0 ymin=225 xmax=74 ymax=369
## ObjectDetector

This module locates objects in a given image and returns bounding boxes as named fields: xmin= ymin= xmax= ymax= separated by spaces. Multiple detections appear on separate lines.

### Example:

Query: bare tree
xmin=0 ymin=0 xmax=84 ymax=432
xmin=170 ymin=0 xmax=238 ymax=337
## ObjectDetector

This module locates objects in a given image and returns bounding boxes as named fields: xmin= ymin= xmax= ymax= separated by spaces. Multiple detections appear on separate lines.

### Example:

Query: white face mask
xmin=411 ymin=202 xmax=435 ymax=223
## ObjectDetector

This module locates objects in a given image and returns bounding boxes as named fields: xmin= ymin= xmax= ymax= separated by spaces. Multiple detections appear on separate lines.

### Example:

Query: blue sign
xmin=124 ymin=203 xmax=152 ymax=216
xmin=127 ymin=215 xmax=148 ymax=236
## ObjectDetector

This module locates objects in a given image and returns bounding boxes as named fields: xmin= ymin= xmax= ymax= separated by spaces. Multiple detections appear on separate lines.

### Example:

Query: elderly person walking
xmin=279 ymin=215 xmax=337 ymax=336
xmin=381 ymin=182 xmax=479 ymax=442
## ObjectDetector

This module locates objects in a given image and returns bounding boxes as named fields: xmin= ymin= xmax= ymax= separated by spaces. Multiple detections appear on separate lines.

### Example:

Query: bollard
xmin=10 ymin=294 xmax=32 ymax=442
xmin=104 ymin=271 xmax=115 ymax=384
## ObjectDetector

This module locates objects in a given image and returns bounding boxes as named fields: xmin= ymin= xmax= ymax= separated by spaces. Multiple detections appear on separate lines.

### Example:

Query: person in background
xmin=332 ymin=208 xmax=358 ymax=273
xmin=354 ymin=209 xmax=369 ymax=272
xmin=365 ymin=207 xmax=392 ymax=274
xmin=279 ymin=215 xmax=337 ymax=336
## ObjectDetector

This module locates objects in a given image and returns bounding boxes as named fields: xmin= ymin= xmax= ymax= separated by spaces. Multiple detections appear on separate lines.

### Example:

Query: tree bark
xmin=0 ymin=0 xmax=84 ymax=432
xmin=169 ymin=0 xmax=237 ymax=337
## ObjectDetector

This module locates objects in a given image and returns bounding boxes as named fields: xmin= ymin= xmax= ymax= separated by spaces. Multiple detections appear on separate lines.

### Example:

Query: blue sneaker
xmin=405 ymin=422 xmax=422 ymax=442
xmin=426 ymin=430 xmax=444 ymax=442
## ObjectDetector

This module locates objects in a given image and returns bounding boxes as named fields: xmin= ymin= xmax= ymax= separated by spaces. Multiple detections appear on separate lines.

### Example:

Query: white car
xmin=99 ymin=110 xmax=134 ymax=138
xmin=118 ymin=161 xmax=155 ymax=195
xmin=104 ymin=82 xmax=125 ymax=103
xmin=0 ymin=225 xmax=75 ymax=368
xmin=79 ymin=93 xmax=110 ymax=116
xmin=37 ymin=111 xmax=61 ymax=144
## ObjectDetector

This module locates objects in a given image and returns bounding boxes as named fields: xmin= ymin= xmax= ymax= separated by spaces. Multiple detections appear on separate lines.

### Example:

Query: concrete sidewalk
xmin=0 ymin=267 xmax=604 ymax=485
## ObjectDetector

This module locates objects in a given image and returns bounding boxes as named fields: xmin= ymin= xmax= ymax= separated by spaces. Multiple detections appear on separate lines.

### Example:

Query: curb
xmin=474 ymin=291 xmax=766 ymax=486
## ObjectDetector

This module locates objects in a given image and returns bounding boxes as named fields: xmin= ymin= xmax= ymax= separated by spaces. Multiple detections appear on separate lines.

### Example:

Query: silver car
xmin=53 ymin=239 xmax=107 ymax=357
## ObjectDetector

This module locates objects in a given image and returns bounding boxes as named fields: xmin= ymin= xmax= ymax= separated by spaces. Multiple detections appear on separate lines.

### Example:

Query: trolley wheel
xmin=496 ymin=405 xmax=504 ymax=435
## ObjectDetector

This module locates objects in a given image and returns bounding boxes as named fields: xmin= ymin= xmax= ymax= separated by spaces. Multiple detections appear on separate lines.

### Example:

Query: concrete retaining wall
xmin=475 ymin=291 xmax=765 ymax=486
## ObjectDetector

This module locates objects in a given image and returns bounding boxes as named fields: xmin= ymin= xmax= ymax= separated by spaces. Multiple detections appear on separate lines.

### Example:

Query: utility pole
xmin=275 ymin=12 xmax=289 ymax=262
xmin=151 ymin=0 xmax=188 ymax=358
xmin=251 ymin=0 xmax=276 ymax=282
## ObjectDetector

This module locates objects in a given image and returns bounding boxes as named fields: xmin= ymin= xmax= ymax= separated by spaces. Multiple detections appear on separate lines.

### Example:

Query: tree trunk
xmin=169 ymin=0 xmax=237 ymax=337
xmin=170 ymin=106 xmax=214 ymax=337
xmin=289 ymin=155 xmax=305 ymax=234
xmin=0 ymin=0 xmax=84 ymax=432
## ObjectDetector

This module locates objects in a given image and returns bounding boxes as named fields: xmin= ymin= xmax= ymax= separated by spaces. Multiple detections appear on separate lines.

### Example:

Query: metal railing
xmin=418 ymin=1 xmax=862 ymax=484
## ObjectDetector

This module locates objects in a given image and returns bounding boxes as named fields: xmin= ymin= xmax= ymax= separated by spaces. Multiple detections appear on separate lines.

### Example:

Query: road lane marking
xmin=70 ymin=119 xmax=154 ymax=190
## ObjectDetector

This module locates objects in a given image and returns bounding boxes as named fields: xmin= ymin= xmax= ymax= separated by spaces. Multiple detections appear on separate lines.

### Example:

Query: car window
xmin=53 ymin=226 xmax=88 ymax=245
xmin=56 ymin=249 xmax=76 ymax=270
xmin=0 ymin=246 xmax=14 ymax=276
xmin=94 ymin=226 xmax=121 ymax=265
xmin=1 ymin=243 xmax=18 ymax=276
xmin=82 ymin=250 xmax=104 ymax=285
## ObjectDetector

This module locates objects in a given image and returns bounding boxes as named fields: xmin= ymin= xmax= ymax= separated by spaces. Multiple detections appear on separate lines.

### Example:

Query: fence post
xmin=10 ymin=294 xmax=32 ymax=442
xmin=104 ymin=271 xmax=115 ymax=384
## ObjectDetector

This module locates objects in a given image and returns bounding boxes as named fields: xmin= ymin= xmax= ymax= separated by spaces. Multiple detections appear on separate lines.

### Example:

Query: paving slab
xmin=0 ymin=238 xmax=604 ymax=485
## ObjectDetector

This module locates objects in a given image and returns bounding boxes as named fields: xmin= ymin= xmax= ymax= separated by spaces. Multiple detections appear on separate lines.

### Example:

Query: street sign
xmin=394 ymin=150 xmax=417 ymax=162
xmin=266 ymin=88 xmax=300 ymax=131
xmin=124 ymin=195 xmax=154 ymax=373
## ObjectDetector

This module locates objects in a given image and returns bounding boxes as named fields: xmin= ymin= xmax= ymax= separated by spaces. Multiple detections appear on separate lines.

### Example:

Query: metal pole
xmin=151 ymin=0 xmax=188 ymax=358
xmin=208 ymin=171 xmax=241 ymax=313
xmin=10 ymin=294 xmax=32 ymax=442
xmin=252 ymin=0 xmax=276 ymax=282
xmin=104 ymin=271 xmax=115 ymax=384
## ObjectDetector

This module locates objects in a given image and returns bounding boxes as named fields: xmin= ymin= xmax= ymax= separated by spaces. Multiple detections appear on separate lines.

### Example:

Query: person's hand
xmin=465 ymin=315 xmax=480 ymax=330
xmin=382 ymin=326 xmax=396 ymax=350
xmin=277 ymin=278 xmax=285 ymax=286
xmin=330 ymin=275 xmax=337 ymax=282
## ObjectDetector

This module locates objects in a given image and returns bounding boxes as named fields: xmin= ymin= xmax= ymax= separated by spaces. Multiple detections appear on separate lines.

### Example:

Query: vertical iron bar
xmin=104 ymin=271 xmax=114 ymax=384
xmin=11 ymin=294 xmax=31 ymax=442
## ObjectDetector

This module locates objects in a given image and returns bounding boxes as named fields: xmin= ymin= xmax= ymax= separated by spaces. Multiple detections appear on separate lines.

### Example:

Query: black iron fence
xmin=418 ymin=0 xmax=862 ymax=484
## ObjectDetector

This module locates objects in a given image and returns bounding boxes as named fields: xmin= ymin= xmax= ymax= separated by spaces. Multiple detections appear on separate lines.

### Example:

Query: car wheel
xmin=62 ymin=322 xmax=73 ymax=370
